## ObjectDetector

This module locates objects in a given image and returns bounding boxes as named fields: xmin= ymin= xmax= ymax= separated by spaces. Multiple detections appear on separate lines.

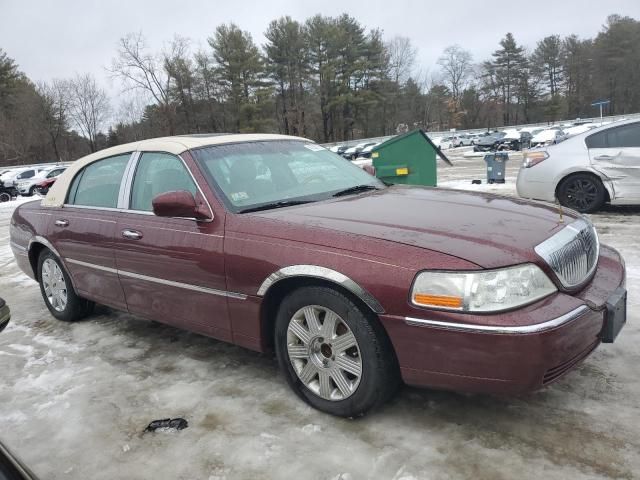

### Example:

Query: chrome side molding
xmin=257 ymin=265 xmax=384 ymax=314
xmin=66 ymin=258 xmax=247 ymax=300
xmin=404 ymin=305 xmax=589 ymax=334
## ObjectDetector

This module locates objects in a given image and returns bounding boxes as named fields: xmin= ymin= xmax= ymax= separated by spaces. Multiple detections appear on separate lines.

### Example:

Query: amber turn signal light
xmin=413 ymin=294 xmax=463 ymax=309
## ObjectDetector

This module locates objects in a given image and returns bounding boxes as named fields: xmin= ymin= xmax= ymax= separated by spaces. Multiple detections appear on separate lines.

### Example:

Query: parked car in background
xmin=329 ymin=145 xmax=348 ymax=156
xmin=531 ymin=129 xmax=566 ymax=147
xmin=17 ymin=165 xmax=67 ymax=196
xmin=455 ymin=134 xmax=474 ymax=147
xmin=517 ymin=119 xmax=640 ymax=212
xmin=10 ymin=133 xmax=626 ymax=417
xmin=355 ymin=143 xmax=379 ymax=159
xmin=34 ymin=177 xmax=58 ymax=196
xmin=473 ymin=132 xmax=507 ymax=152
xmin=343 ymin=142 xmax=376 ymax=160
xmin=498 ymin=131 xmax=533 ymax=151
xmin=0 ymin=166 xmax=48 ymax=192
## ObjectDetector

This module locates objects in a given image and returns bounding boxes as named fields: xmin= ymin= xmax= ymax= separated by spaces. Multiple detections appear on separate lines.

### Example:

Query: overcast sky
xmin=2 ymin=0 xmax=639 ymax=101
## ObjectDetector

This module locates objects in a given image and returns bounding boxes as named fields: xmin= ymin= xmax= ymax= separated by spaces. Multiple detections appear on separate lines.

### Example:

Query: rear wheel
xmin=38 ymin=250 xmax=94 ymax=321
xmin=557 ymin=173 xmax=606 ymax=213
xmin=274 ymin=286 xmax=399 ymax=417
xmin=0 ymin=192 xmax=10 ymax=203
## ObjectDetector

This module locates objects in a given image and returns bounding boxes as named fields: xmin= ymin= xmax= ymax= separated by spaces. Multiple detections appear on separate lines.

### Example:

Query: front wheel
xmin=275 ymin=286 xmax=399 ymax=417
xmin=0 ymin=192 xmax=10 ymax=202
xmin=38 ymin=250 xmax=94 ymax=321
xmin=557 ymin=173 xmax=606 ymax=213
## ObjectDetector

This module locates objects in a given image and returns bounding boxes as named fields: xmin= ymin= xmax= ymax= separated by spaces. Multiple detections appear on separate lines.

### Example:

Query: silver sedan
xmin=516 ymin=119 xmax=640 ymax=212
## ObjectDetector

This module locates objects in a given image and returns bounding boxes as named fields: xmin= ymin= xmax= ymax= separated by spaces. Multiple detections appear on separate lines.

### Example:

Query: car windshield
xmin=192 ymin=140 xmax=384 ymax=213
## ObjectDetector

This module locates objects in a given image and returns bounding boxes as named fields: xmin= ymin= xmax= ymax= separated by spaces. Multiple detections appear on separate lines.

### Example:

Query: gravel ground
xmin=1 ymin=151 xmax=639 ymax=480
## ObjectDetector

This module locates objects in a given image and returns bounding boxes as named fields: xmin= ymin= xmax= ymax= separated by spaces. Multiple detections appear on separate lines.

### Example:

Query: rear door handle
xmin=122 ymin=229 xmax=143 ymax=240
xmin=54 ymin=219 xmax=69 ymax=227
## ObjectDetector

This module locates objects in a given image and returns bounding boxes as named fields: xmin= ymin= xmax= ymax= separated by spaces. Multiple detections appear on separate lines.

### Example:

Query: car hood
xmin=255 ymin=185 xmax=576 ymax=268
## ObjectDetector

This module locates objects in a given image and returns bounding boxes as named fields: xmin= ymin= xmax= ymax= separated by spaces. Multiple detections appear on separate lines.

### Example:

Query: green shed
xmin=370 ymin=129 xmax=452 ymax=186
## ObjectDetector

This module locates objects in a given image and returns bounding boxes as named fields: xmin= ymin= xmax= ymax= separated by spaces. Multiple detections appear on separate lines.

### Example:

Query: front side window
xmin=130 ymin=152 xmax=197 ymax=211
xmin=18 ymin=170 xmax=35 ymax=179
xmin=67 ymin=154 xmax=130 ymax=208
xmin=192 ymin=140 xmax=383 ymax=213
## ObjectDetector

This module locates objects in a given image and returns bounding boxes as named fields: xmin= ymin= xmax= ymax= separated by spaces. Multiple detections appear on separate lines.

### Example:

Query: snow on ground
xmin=1 ymin=158 xmax=640 ymax=480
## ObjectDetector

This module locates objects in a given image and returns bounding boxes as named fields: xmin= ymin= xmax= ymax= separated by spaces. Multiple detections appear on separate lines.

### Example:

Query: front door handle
xmin=122 ymin=229 xmax=143 ymax=240
xmin=54 ymin=219 xmax=69 ymax=227
xmin=594 ymin=155 xmax=613 ymax=160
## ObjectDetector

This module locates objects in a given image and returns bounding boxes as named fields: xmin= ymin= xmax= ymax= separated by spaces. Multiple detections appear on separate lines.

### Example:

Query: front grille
xmin=535 ymin=218 xmax=599 ymax=289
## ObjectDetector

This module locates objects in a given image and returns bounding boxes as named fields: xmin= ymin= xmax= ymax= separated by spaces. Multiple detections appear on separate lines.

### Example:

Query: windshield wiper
xmin=332 ymin=184 xmax=381 ymax=197
xmin=238 ymin=200 xmax=314 ymax=213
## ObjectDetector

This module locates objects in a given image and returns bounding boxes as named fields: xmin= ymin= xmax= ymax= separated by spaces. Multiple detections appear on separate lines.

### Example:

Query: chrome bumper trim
xmin=404 ymin=305 xmax=590 ymax=334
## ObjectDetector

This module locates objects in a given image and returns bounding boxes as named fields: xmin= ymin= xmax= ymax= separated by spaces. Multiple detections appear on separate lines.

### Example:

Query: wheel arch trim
xmin=257 ymin=265 xmax=385 ymax=314
xmin=27 ymin=236 xmax=78 ymax=292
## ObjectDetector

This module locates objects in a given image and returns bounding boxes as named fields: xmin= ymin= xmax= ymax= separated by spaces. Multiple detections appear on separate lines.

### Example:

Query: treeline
xmin=1 ymin=13 xmax=640 ymax=166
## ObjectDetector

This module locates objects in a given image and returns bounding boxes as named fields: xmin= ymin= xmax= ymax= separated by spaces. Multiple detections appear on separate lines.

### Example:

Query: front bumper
xmin=380 ymin=245 xmax=626 ymax=395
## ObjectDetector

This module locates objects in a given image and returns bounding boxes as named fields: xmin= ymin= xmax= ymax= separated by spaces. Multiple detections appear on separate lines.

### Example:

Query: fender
xmin=257 ymin=265 xmax=385 ymax=314
xmin=27 ymin=236 xmax=78 ymax=292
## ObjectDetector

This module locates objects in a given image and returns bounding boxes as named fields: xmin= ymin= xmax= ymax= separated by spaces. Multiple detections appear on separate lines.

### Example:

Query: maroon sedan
xmin=9 ymin=134 xmax=626 ymax=417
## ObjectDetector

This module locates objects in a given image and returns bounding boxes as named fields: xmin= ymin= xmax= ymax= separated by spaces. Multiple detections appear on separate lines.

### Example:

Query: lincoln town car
xmin=9 ymin=134 xmax=626 ymax=417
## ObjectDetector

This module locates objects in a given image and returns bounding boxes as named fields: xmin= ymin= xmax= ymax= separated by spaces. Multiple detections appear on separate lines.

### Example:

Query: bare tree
xmin=164 ymin=35 xmax=197 ymax=131
xmin=109 ymin=32 xmax=175 ymax=134
xmin=36 ymin=79 xmax=69 ymax=160
xmin=386 ymin=36 xmax=417 ymax=84
xmin=67 ymin=73 xmax=110 ymax=152
xmin=437 ymin=45 xmax=473 ymax=103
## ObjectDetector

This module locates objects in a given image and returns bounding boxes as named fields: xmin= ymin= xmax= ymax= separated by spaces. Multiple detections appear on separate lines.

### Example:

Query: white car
xmin=16 ymin=165 xmax=67 ymax=196
xmin=0 ymin=166 xmax=47 ymax=189
xmin=517 ymin=119 xmax=640 ymax=212
xmin=530 ymin=129 xmax=566 ymax=147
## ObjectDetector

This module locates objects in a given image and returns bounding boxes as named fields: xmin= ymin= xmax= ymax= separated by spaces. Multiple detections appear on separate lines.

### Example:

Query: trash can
xmin=484 ymin=152 xmax=508 ymax=184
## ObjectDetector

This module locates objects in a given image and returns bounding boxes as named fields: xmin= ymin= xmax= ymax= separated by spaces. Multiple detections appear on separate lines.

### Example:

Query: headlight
xmin=411 ymin=264 xmax=557 ymax=313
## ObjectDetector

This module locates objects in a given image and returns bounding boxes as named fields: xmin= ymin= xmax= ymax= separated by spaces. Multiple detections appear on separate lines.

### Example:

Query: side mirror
xmin=152 ymin=191 xmax=212 ymax=221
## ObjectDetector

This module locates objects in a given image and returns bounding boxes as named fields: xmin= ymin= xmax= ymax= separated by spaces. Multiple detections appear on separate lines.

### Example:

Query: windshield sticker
xmin=304 ymin=143 xmax=325 ymax=152
xmin=230 ymin=192 xmax=249 ymax=202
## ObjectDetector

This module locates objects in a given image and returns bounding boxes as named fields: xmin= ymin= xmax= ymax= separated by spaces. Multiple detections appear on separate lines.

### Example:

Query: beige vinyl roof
xmin=42 ymin=133 xmax=310 ymax=207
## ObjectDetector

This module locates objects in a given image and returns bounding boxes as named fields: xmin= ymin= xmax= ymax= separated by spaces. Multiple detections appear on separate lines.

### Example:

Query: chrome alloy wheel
xmin=286 ymin=305 xmax=362 ymax=401
xmin=41 ymin=258 xmax=67 ymax=312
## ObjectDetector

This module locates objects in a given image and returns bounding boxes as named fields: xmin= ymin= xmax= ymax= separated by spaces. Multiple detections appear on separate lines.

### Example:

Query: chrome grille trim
xmin=535 ymin=219 xmax=599 ymax=289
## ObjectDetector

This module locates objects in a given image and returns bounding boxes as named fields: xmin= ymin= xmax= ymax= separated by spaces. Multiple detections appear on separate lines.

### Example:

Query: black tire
xmin=274 ymin=286 xmax=399 ymax=417
xmin=28 ymin=186 xmax=36 ymax=197
xmin=37 ymin=250 xmax=94 ymax=322
xmin=0 ymin=192 xmax=10 ymax=203
xmin=557 ymin=173 xmax=606 ymax=213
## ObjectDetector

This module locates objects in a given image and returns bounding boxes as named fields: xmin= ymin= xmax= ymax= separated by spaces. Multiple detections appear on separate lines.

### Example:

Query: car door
xmin=48 ymin=153 xmax=131 ymax=310
xmin=588 ymin=122 xmax=640 ymax=202
xmin=114 ymin=151 xmax=231 ymax=341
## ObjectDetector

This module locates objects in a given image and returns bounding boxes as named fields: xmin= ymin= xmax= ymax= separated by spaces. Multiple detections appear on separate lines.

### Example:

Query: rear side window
xmin=129 ymin=152 xmax=197 ymax=211
xmin=606 ymin=123 xmax=640 ymax=148
xmin=67 ymin=154 xmax=130 ymax=208
xmin=586 ymin=122 xmax=640 ymax=149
